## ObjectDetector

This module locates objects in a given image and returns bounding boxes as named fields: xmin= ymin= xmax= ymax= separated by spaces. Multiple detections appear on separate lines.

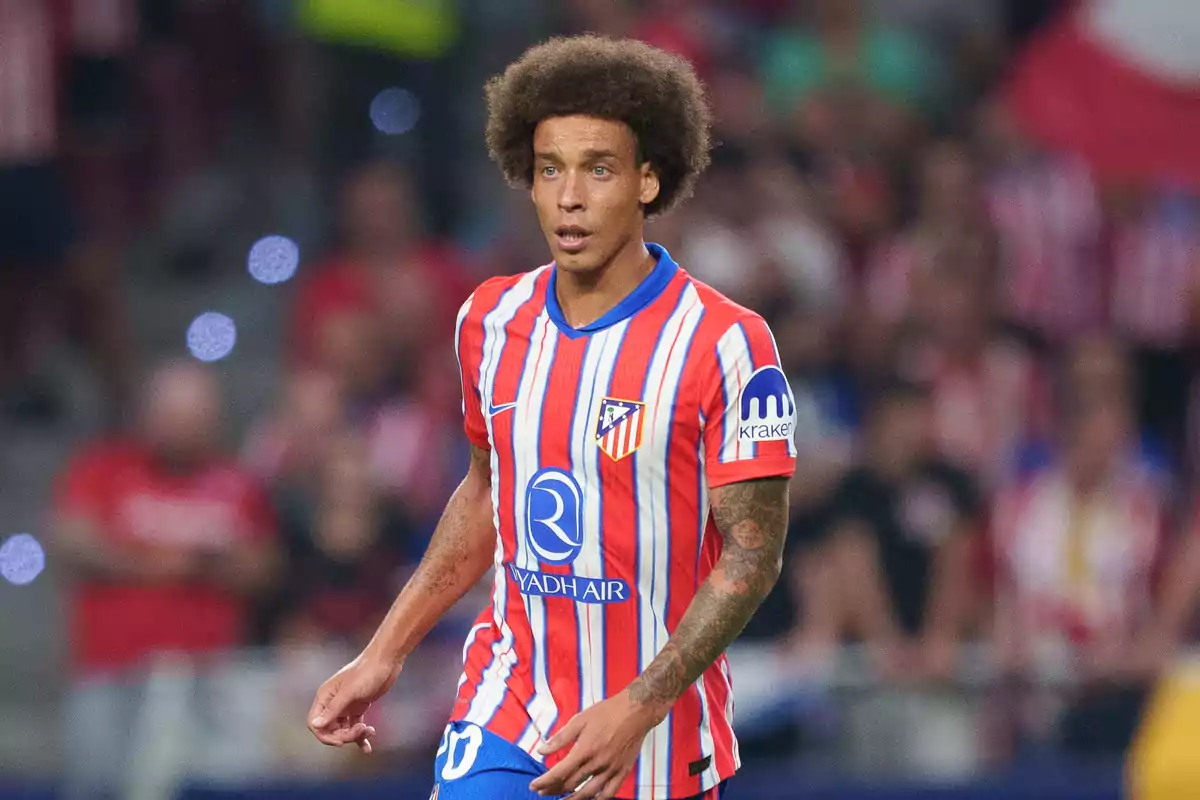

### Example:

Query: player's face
xmin=531 ymin=115 xmax=660 ymax=274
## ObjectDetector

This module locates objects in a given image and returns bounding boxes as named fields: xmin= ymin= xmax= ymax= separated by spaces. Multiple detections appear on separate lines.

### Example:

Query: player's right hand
xmin=307 ymin=654 xmax=399 ymax=754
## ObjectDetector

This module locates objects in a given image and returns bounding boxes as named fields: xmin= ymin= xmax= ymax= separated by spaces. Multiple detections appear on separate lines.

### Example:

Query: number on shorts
xmin=437 ymin=724 xmax=483 ymax=781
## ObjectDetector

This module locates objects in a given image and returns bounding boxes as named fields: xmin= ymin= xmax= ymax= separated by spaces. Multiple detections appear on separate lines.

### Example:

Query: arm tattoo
xmin=411 ymin=445 xmax=493 ymax=597
xmin=629 ymin=477 xmax=788 ymax=711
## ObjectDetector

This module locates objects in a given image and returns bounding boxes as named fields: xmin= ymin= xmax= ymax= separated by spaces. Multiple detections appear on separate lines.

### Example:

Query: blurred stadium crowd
xmin=3 ymin=0 xmax=1200 ymax=796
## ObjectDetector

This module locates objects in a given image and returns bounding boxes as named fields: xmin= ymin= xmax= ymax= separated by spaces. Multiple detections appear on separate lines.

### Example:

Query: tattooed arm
xmin=629 ymin=476 xmax=789 ymax=714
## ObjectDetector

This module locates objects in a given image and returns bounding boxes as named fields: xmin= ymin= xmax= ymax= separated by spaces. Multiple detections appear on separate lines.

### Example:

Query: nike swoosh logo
xmin=488 ymin=401 xmax=518 ymax=417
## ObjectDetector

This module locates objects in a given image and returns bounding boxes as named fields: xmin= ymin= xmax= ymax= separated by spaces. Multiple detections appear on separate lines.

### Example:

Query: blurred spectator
xmin=283 ymin=297 xmax=466 ymax=528
xmin=991 ymin=337 xmax=1167 ymax=755
xmin=365 ymin=347 xmax=470 ymax=524
xmin=868 ymin=0 xmax=1005 ymax=106
xmin=0 ymin=0 xmax=132 ymax=425
xmin=264 ymin=432 xmax=416 ymax=649
xmin=51 ymin=360 xmax=278 ymax=791
xmin=242 ymin=367 xmax=348 ymax=486
xmin=772 ymin=304 xmax=860 ymax=513
xmin=761 ymin=0 xmax=943 ymax=160
xmin=975 ymin=97 xmax=1106 ymax=346
xmin=704 ymin=61 xmax=775 ymax=151
xmin=289 ymin=160 xmax=471 ymax=377
xmin=798 ymin=378 xmax=983 ymax=680
xmin=1105 ymin=185 xmax=1200 ymax=468
xmin=864 ymin=137 xmax=992 ymax=328
xmin=897 ymin=233 xmax=1049 ymax=484
xmin=676 ymin=148 xmax=847 ymax=312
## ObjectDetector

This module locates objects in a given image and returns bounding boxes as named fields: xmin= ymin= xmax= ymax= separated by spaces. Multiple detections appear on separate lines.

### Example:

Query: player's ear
xmin=638 ymin=163 xmax=660 ymax=207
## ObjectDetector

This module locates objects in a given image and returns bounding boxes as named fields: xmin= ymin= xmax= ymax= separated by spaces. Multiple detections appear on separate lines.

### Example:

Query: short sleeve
xmin=455 ymin=293 xmax=489 ymax=451
xmin=702 ymin=316 xmax=798 ymax=488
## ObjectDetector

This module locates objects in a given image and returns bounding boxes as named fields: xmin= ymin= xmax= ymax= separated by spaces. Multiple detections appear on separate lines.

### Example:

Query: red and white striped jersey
xmin=1109 ymin=199 xmax=1200 ymax=349
xmin=448 ymin=244 xmax=797 ymax=799
xmin=992 ymin=459 xmax=1165 ymax=653
xmin=986 ymin=155 xmax=1105 ymax=343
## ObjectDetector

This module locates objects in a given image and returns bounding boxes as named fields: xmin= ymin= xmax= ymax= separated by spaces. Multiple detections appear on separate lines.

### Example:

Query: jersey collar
xmin=545 ymin=242 xmax=679 ymax=339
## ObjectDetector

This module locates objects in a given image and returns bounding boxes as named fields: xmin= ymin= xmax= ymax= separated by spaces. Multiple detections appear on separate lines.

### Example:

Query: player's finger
xmin=308 ymin=684 xmax=342 ymax=730
xmin=593 ymin=769 xmax=625 ymax=800
xmin=312 ymin=720 xmax=373 ymax=748
xmin=564 ymin=762 xmax=604 ymax=799
xmin=310 ymin=727 xmax=348 ymax=747
xmin=538 ymin=714 xmax=584 ymax=755
xmin=530 ymin=749 xmax=589 ymax=794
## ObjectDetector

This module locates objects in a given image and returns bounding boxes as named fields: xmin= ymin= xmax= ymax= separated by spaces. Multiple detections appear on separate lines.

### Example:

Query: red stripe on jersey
xmin=538 ymin=333 xmax=588 ymax=742
xmin=451 ymin=610 xmax=497 ymax=714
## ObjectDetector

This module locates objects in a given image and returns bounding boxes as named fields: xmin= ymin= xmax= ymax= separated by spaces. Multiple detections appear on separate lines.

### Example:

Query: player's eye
xmin=591 ymin=165 xmax=610 ymax=177
xmin=540 ymin=165 xmax=558 ymax=178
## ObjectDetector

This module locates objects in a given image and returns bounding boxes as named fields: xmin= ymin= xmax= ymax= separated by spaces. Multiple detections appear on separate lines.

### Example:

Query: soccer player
xmin=307 ymin=35 xmax=797 ymax=800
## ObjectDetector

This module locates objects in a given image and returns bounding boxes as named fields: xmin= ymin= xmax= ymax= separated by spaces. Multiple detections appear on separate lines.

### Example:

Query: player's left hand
xmin=529 ymin=688 xmax=667 ymax=799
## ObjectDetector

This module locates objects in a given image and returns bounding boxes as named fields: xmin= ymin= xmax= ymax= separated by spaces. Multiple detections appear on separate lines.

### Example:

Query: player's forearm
xmin=628 ymin=477 xmax=788 ymax=714
xmin=363 ymin=446 xmax=495 ymax=670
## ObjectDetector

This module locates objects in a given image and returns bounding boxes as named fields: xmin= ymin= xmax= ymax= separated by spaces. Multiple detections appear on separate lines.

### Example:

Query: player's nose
xmin=557 ymin=171 xmax=586 ymax=212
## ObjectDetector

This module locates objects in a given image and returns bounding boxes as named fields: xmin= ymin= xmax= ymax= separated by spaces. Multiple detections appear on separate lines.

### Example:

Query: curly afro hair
xmin=484 ymin=35 xmax=713 ymax=217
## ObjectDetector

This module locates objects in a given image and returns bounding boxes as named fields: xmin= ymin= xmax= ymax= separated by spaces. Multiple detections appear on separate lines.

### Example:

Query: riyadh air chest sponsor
xmin=739 ymin=365 xmax=796 ymax=442
xmin=510 ymin=467 xmax=630 ymax=604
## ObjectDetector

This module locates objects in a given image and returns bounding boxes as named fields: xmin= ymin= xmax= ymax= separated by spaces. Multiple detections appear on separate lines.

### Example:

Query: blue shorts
xmin=431 ymin=721 xmax=728 ymax=800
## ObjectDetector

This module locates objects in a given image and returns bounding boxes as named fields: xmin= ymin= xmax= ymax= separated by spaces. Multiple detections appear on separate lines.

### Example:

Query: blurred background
xmin=2 ymin=0 xmax=1200 ymax=798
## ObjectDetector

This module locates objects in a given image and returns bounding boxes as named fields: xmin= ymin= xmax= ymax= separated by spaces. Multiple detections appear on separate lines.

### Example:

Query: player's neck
xmin=554 ymin=237 xmax=656 ymax=330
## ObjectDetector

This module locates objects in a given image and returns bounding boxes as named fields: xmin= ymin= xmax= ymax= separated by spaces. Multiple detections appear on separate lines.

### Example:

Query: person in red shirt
xmin=52 ymin=360 xmax=279 ymax=677
xmin=288 ymin=159 xmax=473 ymax=373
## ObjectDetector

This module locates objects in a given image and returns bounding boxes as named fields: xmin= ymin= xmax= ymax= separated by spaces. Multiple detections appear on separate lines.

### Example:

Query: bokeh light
xmin=187 ymin=312 xmax=238 ymax=362
xmin=247 ymin=235 xmax=300 ymax=285
xmin=369 ymin=87 xmax=421 ymax=135
xmin=0 ymin=533 xmax=45 ymax=586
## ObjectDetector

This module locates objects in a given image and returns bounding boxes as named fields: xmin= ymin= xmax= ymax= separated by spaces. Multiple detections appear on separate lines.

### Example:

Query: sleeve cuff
xmin=705 ymin=457 xmax=796 ymax=489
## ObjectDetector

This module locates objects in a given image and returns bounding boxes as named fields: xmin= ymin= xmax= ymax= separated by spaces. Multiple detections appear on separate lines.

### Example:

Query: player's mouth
xmin=554 ymin=225 xmax=591 ymax=254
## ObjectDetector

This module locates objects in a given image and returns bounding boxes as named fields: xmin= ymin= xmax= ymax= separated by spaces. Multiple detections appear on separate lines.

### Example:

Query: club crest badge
xmin=595 ymin=397 xmax=645 ymax=462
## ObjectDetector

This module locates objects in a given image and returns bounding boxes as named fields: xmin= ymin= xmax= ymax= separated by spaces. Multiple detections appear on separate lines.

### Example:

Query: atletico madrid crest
xmin=595 ymin=397 xmax=646 ymax=462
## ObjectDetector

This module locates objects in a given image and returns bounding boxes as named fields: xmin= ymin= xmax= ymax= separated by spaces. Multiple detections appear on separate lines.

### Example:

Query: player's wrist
xmin=624 ymin=682 xmax=674 ymax=727
xmin=360 ymin=640 xmax=406 ymax=677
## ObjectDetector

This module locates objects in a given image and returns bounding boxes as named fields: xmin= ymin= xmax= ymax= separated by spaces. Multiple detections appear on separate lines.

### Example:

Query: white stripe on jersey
xmin=454 ymin=293 xmax=475 ymax=419
xmin=464 ymin=269 xmax=545 ymax=727
xmin=634 ymin=284 xmax=705 ymax=799
xmin=513 ymin=311 xmax=560 ymax=754
xmin=714 ymin=324 xmax=753 ymax=465
xmin=570 ymin=320 xmax=632 ymax=718
xmin=516 ymin=722 xmax=541 ymax=755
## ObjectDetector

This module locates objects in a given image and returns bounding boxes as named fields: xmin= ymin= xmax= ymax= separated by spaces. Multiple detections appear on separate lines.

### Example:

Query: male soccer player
xmin=308 ymin=35 xmax=797 ymax=800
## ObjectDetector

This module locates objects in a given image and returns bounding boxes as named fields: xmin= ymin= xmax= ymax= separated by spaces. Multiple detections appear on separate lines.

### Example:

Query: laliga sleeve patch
xmin=738 ymin=365 xmax=796 ymax=442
